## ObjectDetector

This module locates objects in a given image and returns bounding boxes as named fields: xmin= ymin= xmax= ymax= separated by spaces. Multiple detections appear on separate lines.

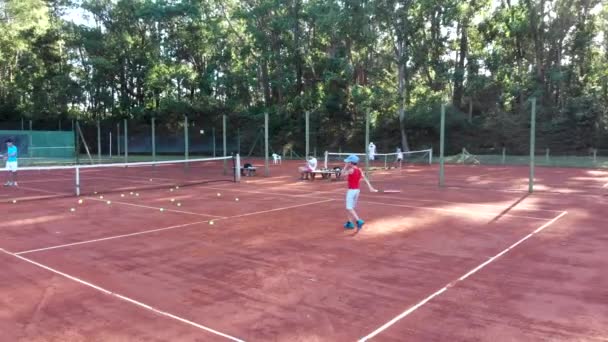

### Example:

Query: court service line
xmin=85 ymin=197 xmax=224 ymax=219
xmin=201 ymin=185 xmax=564 ymax=213
xmin=358 ymin=210 xmax=568 ymax=342
xmin=15 ymin=219 xmax=214 ymax=255
xmin=16 ymin=199 xmax=334 ymax=255
xmin=358 ymin=200 xmax=551 ymax=221
xmin=0 ymin=248 xmax=244 ymax=342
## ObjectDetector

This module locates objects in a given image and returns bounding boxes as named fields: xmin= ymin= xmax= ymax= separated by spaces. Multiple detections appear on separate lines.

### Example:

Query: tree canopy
xmin=1 ymin=0 xmax=606 ymax=154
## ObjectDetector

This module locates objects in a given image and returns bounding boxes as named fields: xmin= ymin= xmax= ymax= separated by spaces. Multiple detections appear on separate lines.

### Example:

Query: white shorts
xmin=346 ymin=189 xmax=360 ymax=210
xmin=5 ymin=161 xmax=18 ymax=172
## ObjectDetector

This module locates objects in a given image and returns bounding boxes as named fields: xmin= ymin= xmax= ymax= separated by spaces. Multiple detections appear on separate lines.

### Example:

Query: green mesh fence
xmin=0 ymin=130 xmax=75 ymax=163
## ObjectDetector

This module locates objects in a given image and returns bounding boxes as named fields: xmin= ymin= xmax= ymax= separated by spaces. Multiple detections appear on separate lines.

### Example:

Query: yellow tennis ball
xmin=78 ymin=199 xmax=83 ymax=204
xmin=149 ymin=178 xmax=153 ymax=181
xmin=99 ymin=195 xmax=104 ymax=199
xmin=209 ymin=221 xmax=214 ymax=225
xmin=130 ymin=192 xmax=134 ymax=195
xmin=175 ymin=186 xmax=180 ymax=189
xmin=106 ymin=201 xmax=111 ymax=205
xmin=217 ymin=193 xmax=221 ymax=197
xmin=176 ymin=203 xmax=181 ymax=207
xmin=135 ymin=193 xmax=139 ymax=197
xmin=170 ymin=198 xmax=175 ymax=202
xmin=121 ymin=194 xmax=125 ymax=197
xmin=160 ymin=208 xmax=165 ymax=212
xmin=70 ymin=208 xmax=75 ymax=212
xmin=12 ymin=200 xmax=17 ymax=204
xmin=235 ymin=198 xmax=239 ymax=201
xmin=170 ymin=188 xmax=174 ymax=192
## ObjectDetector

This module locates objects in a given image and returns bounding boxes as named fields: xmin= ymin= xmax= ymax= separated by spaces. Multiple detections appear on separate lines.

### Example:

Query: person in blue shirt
xmin=3 ymin=139 xmax=18 ymax=187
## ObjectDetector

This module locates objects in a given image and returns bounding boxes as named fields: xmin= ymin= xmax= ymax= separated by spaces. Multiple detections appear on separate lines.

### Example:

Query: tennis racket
xmin=362 ymin=173 xmax=401 ymax=193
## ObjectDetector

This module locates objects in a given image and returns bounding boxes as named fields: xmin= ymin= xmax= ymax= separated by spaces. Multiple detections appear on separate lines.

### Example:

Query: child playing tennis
xmin=343 ymin=154 xmax=376 ymax=230
xmin=3 ymin=138 xmax=18 ymax=187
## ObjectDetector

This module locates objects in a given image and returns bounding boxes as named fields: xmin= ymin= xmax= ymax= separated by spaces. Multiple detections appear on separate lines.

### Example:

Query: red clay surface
xmin=1 ymin=159 xmax=607 ymax=341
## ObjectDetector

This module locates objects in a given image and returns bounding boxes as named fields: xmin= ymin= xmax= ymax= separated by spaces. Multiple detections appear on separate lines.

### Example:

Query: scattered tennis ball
xmin=149 ymin=178 xmax=153 ymax=181
xmin=217 ymin=193 xmax=221 ymax=197
xmin=175 ymin=186 xmax=180 ymax=189
xmin=70 ymin=208 xmax=75 ymax=212
xmin=121 ymin=194 xmax=125 ymax=197
xmin=160 ymin=208 xmax=165 ymax=212
xmin=106 ymin=201 xmax=112 ymax=205
xmin=176 ymin=203 xmax=182 ymax=207
xmin=99 ymin=195 xmax=104 ymax=199
xmin=235 ymin=198 xmax=239 ymax=201
xmin=94 ymin=191 xmax=98 ymax=195
xmin=170 ymin=188 xmax=174 ymax=192
xmin=170 ymin=198 xmax=175 ymax=202
xmin=130 ymin=192 xmax=134 ymax=195
xmin=78 ymin=199 xmax=83 ymax=204
xmin=209 ymin=220 xmax=214 ymax=225
xmin=135 ymin=193 xmax=139 ymax=197
xmin=12 ymin=200 xmax=17 ymax=204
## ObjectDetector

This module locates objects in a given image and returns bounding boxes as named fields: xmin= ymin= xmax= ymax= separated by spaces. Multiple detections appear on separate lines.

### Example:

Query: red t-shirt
xmin=347 ymin=167 xmax=362 ymax=189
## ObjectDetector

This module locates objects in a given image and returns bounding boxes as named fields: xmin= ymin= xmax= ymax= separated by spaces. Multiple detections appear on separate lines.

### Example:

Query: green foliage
xmin=0 ymin=0 xmax=606 ymax=155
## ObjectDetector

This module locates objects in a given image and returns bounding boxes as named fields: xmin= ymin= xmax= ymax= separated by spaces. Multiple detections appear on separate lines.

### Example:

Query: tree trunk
xmin=452 ymin=17 xmax=468 ymax=107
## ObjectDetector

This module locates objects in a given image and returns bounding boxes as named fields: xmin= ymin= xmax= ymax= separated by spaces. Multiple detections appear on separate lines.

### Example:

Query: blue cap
xmin=344 ymin=154 xmax=360 ymax=163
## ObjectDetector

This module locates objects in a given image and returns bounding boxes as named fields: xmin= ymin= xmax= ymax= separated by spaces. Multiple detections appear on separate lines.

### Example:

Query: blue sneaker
xmin=344 ymin=221 xmax=355 ymax=229
xmin=356 ymin=220 xmax=365 ymax=230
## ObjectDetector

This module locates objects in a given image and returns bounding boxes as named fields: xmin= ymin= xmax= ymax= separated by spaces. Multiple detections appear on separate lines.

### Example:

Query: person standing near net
xmin=394 ymin=147 xmax=404 ymax=169
xmin=343 ymin=154 xmax=370 ymax=231
xmin=368 ymin=142 xmax=376 ymax=161
xmin=3 ymin=139 xmax=18 ymax=187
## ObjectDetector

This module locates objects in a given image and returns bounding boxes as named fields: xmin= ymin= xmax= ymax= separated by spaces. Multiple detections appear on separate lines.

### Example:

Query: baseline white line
xmin=0 ymin=248 xmax=244 ymax=341
xmin=603 ymin=182 xmax=608 ymax=188
xmin=358 ymin=210 xmax=568 ymax=342
xmin=85 ymin=197 xmax=224 ymax=219
xmin=16 ymin=199 xmax=334 ymax=255
xmin=359 ymin=200 xmax=550 ymax=221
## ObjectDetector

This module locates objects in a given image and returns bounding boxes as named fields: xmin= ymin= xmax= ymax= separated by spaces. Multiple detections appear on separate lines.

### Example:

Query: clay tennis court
xmin=1 ymin=160 xmax=607 ymax=341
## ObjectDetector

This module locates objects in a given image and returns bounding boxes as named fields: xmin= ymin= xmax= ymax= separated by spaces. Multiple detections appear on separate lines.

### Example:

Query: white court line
xmin=16 ymin=199 xmax=334 ymax=255
xmin=359 ymin=200 xmax=550 ymax=220
xmin=10 ymin=185 xmax=71 ymax=196
xmin=85 ymin=197 xmax=224 ymax=219
xmin=0 ymin=248 xmax=244 ymax=341
xmin=358 ymin=210 xmax=568 ymax=342
xmin=603 ymin=182 xmax=608 ymax=188
xmin=16 ymin=219 xmax=214 ymax=255
xmin=201 ymin=184 xmax=564 ymax=213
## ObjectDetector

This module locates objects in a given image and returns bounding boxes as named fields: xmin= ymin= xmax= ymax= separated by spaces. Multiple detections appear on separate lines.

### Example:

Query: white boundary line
xmin=359 ymin=200 xmax=551 ymax=220
xmin=0 ymin=248 xmax=245 ymax=341
xmin=200 ymin=185 xmax=564 ymax=213
xmin=15 ymin=199 xmax=334 ymax=255
xmin=85 ymin=197 xmax=224 ymax=219
xmin=15 ymin=219 xmax=213 ymax=255
xmin=358 ymin=210 xmax=568 ymax=342
xmin=603 ymin=182 xmax=608 ymax=188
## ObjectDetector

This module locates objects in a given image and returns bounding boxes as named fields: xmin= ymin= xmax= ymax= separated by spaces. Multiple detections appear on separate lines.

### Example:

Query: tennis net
xmin=324 ymin=148 xmax=433 ymax=169
xmin=1 ymin=155 xmax=238 ymax=202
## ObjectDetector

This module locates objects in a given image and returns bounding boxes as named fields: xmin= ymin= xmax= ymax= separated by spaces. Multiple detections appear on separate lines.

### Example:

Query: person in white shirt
xmin=299 ymin=155 xmax=317 ymax=179
xmin=368 ymin=142 xmax=376 ymax=161
xmin=394 ymin=147 xmax=404 ymax=169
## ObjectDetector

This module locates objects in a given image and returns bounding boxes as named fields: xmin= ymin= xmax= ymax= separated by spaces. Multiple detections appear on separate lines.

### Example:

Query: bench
xmin=306 ymin=168 xmax=342 ymax=181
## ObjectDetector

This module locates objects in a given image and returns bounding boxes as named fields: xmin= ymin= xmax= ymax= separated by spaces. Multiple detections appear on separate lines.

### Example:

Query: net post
xmin=124 ymin=119 xmax=128 ymax=163
xmin=184 ymin=115 xmax=189 ymax=161
xmin=235 ymin=153 xmax=241 ymax=182
xmin=439 ymin=104 xmax=446 ymax=187
xmin=75 ymin=120 xmax=80 ymax=164
xmin=223 ymin=115 xmax=227 ymax=174
xmin=264 ymin=112 xmax=270 ymax=176
xmin=545 ymin=148 xmax=549 ymax=164
xmin=237 ymin=127 xmax=240 ymax=155
xmin=429 ymin=148 xmax=433 ymax=165
xmin=305 ymin=111 xmax=310 ymax=158
xmin=365 ymin=110 xmax=370 ymax=174
xmin=502 ymin=147 xmax=506 ymax=164
xmin=75 ymin=166 xmax=80 ymax=196
xmin=97 ymin=119 xmax=101 ymax=162
xmin=150 ymin=117 xmax=156 ymax=162
xmin=324 ymin=151 xmax=329 ymax=169
xmin=529 ymin=98 xmax=536 ymax=193
xmin=116 ymin=122 xmax=120 ymax=157
xmin=212 ymin=127 xmax=216 ymax=157
xmin=29 ymin=120 xmax=33 ymax=157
